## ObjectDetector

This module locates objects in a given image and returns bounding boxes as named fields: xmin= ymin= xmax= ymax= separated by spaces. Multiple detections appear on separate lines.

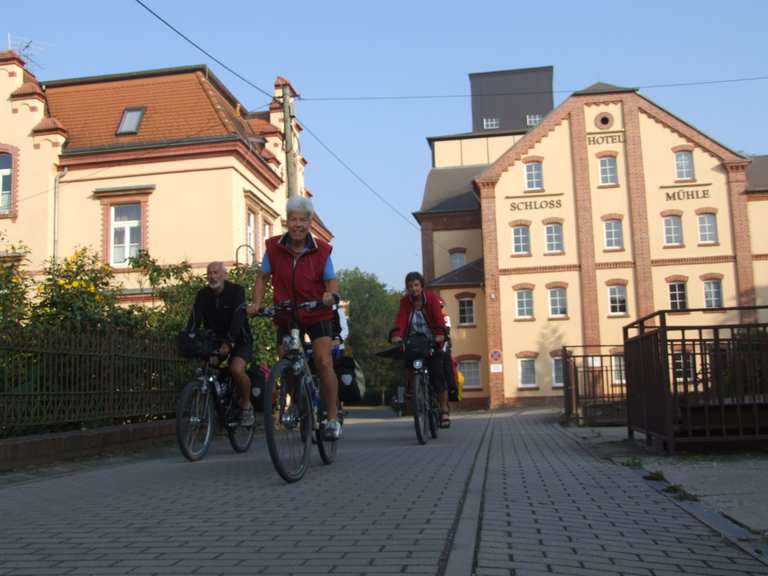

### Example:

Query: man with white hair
xmin=249 ymin=196 xmax=342 ymax=440
xmin=188 ymin=261 xmax=254 ymax=425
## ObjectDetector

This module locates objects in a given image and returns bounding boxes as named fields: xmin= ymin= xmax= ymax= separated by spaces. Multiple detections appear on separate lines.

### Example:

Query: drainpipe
xmin=53 ymin=167 xmax=68 ymax=262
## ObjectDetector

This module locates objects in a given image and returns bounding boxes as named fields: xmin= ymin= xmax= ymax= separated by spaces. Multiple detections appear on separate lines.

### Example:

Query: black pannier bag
xmin=404 ymin=333 xmax=431 ymax=363
xmin=177 ymin=330 xmax=216 ymax=359
xmin=334 ymin=355 xmax=366 ymax=404
xmin=247 ymin=365 xmax=267 ymax=412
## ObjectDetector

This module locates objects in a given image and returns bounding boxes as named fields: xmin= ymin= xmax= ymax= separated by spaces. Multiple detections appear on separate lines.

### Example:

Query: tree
xmin=337 ymin=268 xmax=401 ymax=404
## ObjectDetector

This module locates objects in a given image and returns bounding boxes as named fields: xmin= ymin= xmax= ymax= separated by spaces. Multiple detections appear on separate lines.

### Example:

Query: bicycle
xmin=378 ymin=333 xmax=440 ymax=445
xmin=175 ymin=334 xmax=260 ymax=462
xmin=256 ymin=300 xmax=343 ymax=483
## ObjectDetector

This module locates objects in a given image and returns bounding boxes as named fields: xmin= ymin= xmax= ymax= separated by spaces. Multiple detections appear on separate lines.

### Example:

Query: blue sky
xmin=7 ymin=0 xmax=768 ymax=288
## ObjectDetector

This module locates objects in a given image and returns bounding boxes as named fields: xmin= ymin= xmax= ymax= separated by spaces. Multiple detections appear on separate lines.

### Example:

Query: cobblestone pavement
xmin=476 ymin=409 xmax=768 ymax=576
xmin=1 ymin=409 xmax=767 ymax=575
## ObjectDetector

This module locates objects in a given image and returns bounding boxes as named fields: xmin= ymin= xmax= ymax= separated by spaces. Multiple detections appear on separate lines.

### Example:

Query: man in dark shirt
xmin=188 ymin=261 xmax=254 ymax=426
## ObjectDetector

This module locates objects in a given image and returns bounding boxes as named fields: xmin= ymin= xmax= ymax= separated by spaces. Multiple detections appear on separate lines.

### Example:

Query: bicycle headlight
xmin=412 ymin=359 xmax=423 ymax=370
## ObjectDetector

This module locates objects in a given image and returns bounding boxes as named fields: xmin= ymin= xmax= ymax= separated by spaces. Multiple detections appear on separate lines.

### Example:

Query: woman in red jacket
xmin=390 ymin=271 xmax=450 ymax=427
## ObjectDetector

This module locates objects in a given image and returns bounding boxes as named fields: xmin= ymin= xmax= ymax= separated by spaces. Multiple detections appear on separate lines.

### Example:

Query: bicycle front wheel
xmin=176 ymin=380 xmax=215 ymax=462
xmin=264 ymin=359 xmax=312 ymax=483
xmin=412 ymin=374 xmax=428 ymax=445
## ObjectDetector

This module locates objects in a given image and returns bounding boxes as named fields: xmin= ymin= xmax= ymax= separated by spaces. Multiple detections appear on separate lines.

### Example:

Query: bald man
xmin=187 ymin=261 xmax=254 ymax=426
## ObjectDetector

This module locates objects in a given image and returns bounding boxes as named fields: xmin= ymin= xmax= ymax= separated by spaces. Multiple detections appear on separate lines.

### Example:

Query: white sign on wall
xmin=490 ymin=363 xmax=503 ymax=373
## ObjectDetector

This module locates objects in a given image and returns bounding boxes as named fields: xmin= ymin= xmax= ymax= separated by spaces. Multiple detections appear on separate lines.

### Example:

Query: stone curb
xmin=0 ymin=420 xmax=177 ymax=471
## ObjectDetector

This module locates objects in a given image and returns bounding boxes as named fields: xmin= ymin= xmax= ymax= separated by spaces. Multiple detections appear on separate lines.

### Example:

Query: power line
xmin=132 ymin=0 xmax=276 ymax=101
xmin=129 ymin=0 xmax=446 ymax=254
xmin=299 ymin=121 xmax=421 ymax=234
xmin=298 ymin=74 xmax=768 ymax=102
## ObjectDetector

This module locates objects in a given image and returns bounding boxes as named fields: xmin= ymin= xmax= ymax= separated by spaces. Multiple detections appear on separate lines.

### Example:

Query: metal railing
xmin=624 ymin=306 xmax=768 ymax=452
xmin=0 ymin=325 xmax=191 ymax=438
xmin=562 ymin=346 xmax=627 ymax=426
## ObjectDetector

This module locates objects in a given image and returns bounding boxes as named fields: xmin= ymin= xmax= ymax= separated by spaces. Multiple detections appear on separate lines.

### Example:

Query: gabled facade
xmin=0 ymin=51 xmax=331 ymax=299
xmin=421 ymin=71 xmax=766 ymax=409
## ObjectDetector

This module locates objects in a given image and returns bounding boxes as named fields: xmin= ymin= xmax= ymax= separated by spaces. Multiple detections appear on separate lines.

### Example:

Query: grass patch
xmin=643 ymin=470 xmax=666 ymax=481
xmin=620 ymin=456 xmax=643 ymax=469
xmin=662 ymin=484 xmax=699 ymax=501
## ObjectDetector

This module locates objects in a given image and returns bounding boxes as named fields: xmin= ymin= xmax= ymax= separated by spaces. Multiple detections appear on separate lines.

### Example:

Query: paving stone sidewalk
xmin=0 ymin=411 xmax=487 ymax=576
xmin=476 ymin=409 xmax=768 ymax=576
xmin=1 ymin=409 xmax=767 ymax=575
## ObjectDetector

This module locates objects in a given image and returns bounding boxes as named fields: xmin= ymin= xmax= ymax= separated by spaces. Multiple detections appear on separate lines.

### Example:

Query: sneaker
xmin=240 ymin=406 xmax=255 ymax=427
xmin=323 ymin=419 xmax=342 ymax=441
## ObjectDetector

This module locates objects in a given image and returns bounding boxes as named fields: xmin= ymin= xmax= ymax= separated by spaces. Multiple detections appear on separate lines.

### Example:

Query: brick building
xmin=419 ymin=67 xmax=767 ymax=409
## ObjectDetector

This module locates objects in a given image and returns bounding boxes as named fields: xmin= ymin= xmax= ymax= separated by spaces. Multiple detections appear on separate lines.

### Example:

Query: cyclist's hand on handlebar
xmin=435 ymin=335 xmax=445 ymax=344
xmin=321 ymin=292 xmax=337 ymax=307
xmin=247 ymin=303 xmax=259 ymax=316
xmin=391 ymin=336 xmax=403 ymax=344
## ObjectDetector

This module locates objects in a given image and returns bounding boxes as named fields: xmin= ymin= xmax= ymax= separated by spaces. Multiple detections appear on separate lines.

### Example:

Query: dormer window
xmin=116 ymin=107 xmax=146 ymax=135
xmin=482 ymin=117 xmax=500 ymax=130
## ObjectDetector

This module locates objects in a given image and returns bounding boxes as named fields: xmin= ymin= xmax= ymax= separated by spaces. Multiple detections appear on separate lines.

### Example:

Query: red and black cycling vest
xmin=265 ymin=233 xmax=334 ymax=328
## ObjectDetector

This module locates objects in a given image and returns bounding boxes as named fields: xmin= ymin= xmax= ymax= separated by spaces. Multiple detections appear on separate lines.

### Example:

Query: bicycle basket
xmin=404 ymin=333 xmax=432 ymax=362
xmin=177 ymin=330 xmax=216 ymax=359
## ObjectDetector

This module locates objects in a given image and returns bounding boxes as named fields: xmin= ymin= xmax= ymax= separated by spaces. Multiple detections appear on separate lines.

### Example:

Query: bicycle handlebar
xmin=254 ymin=299 xmax=333 ymax=318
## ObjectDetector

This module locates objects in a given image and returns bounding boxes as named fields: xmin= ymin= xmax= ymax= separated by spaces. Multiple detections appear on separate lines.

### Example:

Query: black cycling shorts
xmin=230 ymin=340 xmax=253 ymax=362
xmin=277 ymin=319 xmax=335 ymax=347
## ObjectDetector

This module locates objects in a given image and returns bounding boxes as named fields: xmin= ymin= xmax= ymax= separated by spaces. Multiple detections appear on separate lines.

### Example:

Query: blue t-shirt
xmin=260 ymin=251 xmax=335 ymax=281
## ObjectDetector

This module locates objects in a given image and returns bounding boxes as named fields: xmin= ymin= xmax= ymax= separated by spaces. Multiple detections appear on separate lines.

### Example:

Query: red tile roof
xmin=32 ymin=117 xmax=67 ymax=136
xmin=10 ymin=81 xmax=43 ymax=99
xmin=0 ymin=50 xmax=25 ymax=67
xmin=44 ymin=71 xmax=240 ymax=150
xmin=247 ymin=116 xmax=280 ymax=136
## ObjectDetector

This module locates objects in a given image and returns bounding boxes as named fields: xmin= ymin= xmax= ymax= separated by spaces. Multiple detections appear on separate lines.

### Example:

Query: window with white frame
xmin=545 ymin=223 xmax=563 ymax=253
xmin=512 ymin=225 xmax=530 ymax=254
xmin=698 ymin=213 xmax=718 ymax=244
xmin=704 ymin=279 xmax=723 ymax=308
xmin=459 ymin=360 xmax=481 ymax=390
xmin=673 ymin=352 xmax=696 ymax=382
xmin=519 ymin=358 xmax=536 ymax=388
xmin=516 ymin=289 xmax=534 ymax=318
xmin=604 ymin=219 xmax=624 ymax=250
xmin=0 ymin=153 xmax=10 ymax=213
xmin=458 ymin=298 xmax=475 ymax=325
xmin=450 ymin=252 xmax=466 ymax=270
xmin=526 ymin=113 xmax=543 ymax=127
xmin=549 ymin=287 xmax=567 ymax=317
xmin=612 ymin=354 xmax=626 ymax=384
xmin=609 ymin=285 xmax=627 ymax=314
xmin=664 ymin=215 xmax=683 ymax=246
xmin=110 ymin=204 xmax=141 ymax=267
xmin=247 ymin=210 xmax=256 ymax=262
xmin=669 ymin=282 xmax=688 ymax=310
xmin=599 ymin=156 xmax=618 ymax=185
xmin=482 ymin=117 xmax=500 ymax=130
xmin=525 ymin=162 xmax=543 ymax=190
xmin=552 ymin=357 xmax=564 ymax=388
xmin=675 ymin=150 xmax=694 ymax=180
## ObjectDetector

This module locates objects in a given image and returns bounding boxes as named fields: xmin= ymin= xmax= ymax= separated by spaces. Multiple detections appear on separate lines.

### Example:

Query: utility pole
xmin=281 ymin=83 xmax=298 ymax=198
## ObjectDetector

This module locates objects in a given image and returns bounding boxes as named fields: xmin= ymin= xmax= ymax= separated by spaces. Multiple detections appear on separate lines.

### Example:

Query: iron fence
xmin=0 ymin=325 xmax=192 ymax=437
xmin=562 ymin=346 xmax=627 ymax=426
xmin=624 ymin=306 xmax=768 ymax=452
